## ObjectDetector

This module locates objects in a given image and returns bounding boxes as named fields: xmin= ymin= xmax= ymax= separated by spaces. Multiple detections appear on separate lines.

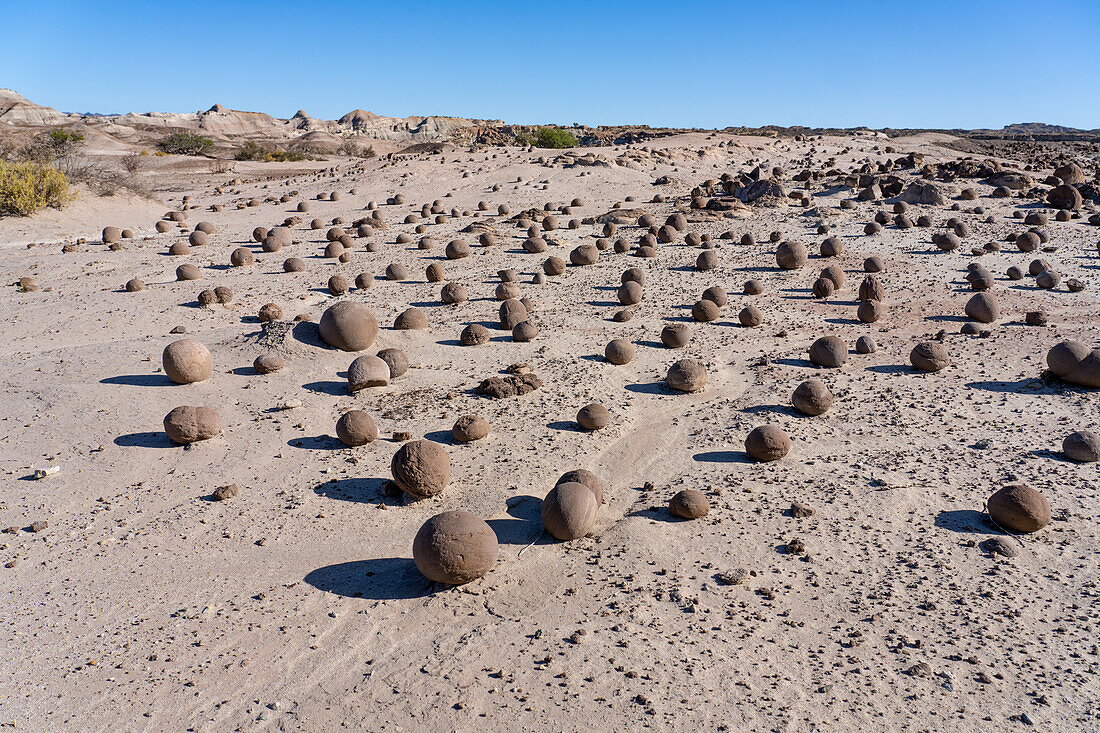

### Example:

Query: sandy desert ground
xmin=2 ymin=129 xmax=1099 ymax=733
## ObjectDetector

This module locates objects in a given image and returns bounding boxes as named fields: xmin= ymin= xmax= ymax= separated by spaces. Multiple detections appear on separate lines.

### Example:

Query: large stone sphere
xmin=792 ymin=379 xmax=833 ymax=416
xmin=162 ymin=339 xmax=212 ymax=384
xmin=541 ymin=482 xmax=598 ymax=540
xmin=391 ymin=439 xmax=450 ymax=498
xmin=987 ymin=484 xmax=1051 ymax=533
xmin=336 ymin=410 xmax=378 ymax=446
xmin=319 ymin=301 xmax=378 ymax=351
xmin=163 ymin=405 xmax=221 ymax=444
xmin=745 ymin=425 xmax=790 ymax=461
xmin=666 ymin=359 xmax=708 ymax=392
xmin=413 ymin=511 xmax=498 ymax=584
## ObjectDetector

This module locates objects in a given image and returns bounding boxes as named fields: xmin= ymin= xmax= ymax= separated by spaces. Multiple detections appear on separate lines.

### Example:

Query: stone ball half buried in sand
xmin=1063 ymin=430 xmax=1100 ymax=462
xmin=377 ymin=348 xmax=409 ymax=379
xmin=792 ymin=379 xmax=833 ymax=416
xmin=666 ymin=359 xmax=708 ymax=392
xmin=987 ymin=484 xmax=1051 ymax=533
xmin=669 ymin=489 xmax=709 ymax=519
xmin=809 ymin=336 xmax=847 ymax=368
xmin=347 ymin=355 xmax=390 ymax=391
xmin=542 ymin=482 xmax=598 ymax=541
xmin=745 ymin=425 xmax=790 ymax=461
xmin=1046 ymin=341 xmax=1093 ymax=380
xmin=556 ymin=469 xmax=604 ymax=504
xmin=452 ymin=415 xmax=490 ymax=443
xmin=577 ymin=403 xmax=610 ymax=431
xmin=413 ymin=511 xmax=498 ymax=585
xmin=910 ymin=342 xmax=950 ymax=372
xmin=253 ymin=353 xmax=284 ymax=374
xmin=336 ymin=410 xmax=378 ymax=446
xmin=319 ymin=301 xmax=378 ymax=351
xmin=391 ymin=439 xmax=450 ymax=498
xmin=661 ymin=323 xmax=691 ymax=348
xmin=162 ymin=339 xmax=212 ymax=384
xmin=163 ymin=406 xmax=221 ymax=445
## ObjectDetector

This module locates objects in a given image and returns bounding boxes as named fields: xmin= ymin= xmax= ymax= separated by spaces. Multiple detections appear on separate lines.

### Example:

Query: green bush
xmin=337 ymin=139 xmax=377 ymax=158
xmin=0 ymin=160 xmax=71 ymax=216
xmin=535 ymin=127 xmax=577 ymax=148
xmin=157 ymin=131 xmax=214 ymax=156
xmin=235 ymin=142 xmax=309 ymax=162
xmin=21 ymin=128 xmax=86 ymax=164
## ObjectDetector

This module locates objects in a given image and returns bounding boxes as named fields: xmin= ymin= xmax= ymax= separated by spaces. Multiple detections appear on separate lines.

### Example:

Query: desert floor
xmin=1 ymin=131 xmax=1098 ymax=732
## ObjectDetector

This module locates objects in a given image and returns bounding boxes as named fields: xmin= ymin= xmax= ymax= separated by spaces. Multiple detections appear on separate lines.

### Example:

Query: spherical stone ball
xmin=336 ymin=410 xmax=378 ymax=446
xmin=1063 ymin=430 xmax=1100 ymax=462
xmin=1048 ymin=184 xmax=1083 ymax=211
xmin=524 ymin=237 xmax=548 ymax=253
xmin=739 ymin=305 xmax=764 ymax=327
xmin=965 ymin=293 xmax=1000 ymax=323
xmin=616 ymin=281 xmax=643 ymax=305
xmin=425 ymin=263 xmax=446 ymax=283
xmin=1006 ymin=265 xmax=1025 ymax=281
xmin=440 ymin=282 xmax=468 ymax=305
xmin=373 ymin=348 xmax=408 ymax=380
xmin=1016 ymin=231 xmax=1040 ymax=252
xmin=820 ymin=237 xmax=843 ymax=257
xmin=577 ymin=403 xmax=611 ymax=431
xmin=1047 ymin=340 xmax=1091 ymax=379
xmin=284 ymin=257 xmax=306 ymax=273
xmin=775 ymin=241 xmax=808 ymax=269
xmin=696 ymin=250 xmax=718 ymax=271
xmin=226 ymin=247 xmax=252 ymax=267
xmin=910 ymin=341 xmax=950 ymax=372
xmin=987 ymin=484 xmax=1051 ymax=533
xmin=855 ymin=335 xmax=877 ymax=354
xmin=666 ymin=359 xmax=708 ymax=392
xmin=812 ymin=277 xmax=836 ymax=299
xmin=325 ymin=275 xmax=348 ymax=296
xmin=792 ymin=379 xmax=833 ymax=416
xmin=413 ymin=511 xmax=498 ymax=584
xmin=669 ymin=489 xmax=709 ymax=519
xmin=512 ymin=321 xmax=538 ymax=342
xmin=445 ymin=239 xmax=471 ymax=259
xmin=605 ymin=339 xmax=634 ymax=365
xmin=856 ymin=299 xmax=884 ymax=324
xmin=102 ymin=226 xmax=122 ymax=244
xmin=156 ymin=221 xmax=172 ymax=233
xmin=745 ymin=425 xmax=790 ymax=461
xmin=1029 ymin=258 xmax=1051 ymax=276
xmin=692 ymin=299 xmax=720 ymax=322
xmin=460 ymin=323 xmax=491 ymax=346
xmin=176 ymin=264 xmax=201 ymax=281
xmin=162 ymin=339 xmax=212 ymax=384
xmin=702 ymin=286 xmax=727 ymax=307
xmin=499 ymin=299 xmax=528 ymax=330
xmin=194 ymin=221 xmax=216 ymax=236
xmin=935 ymin=231 xmax=960 ymax=251
xmin=252 ymin=226 xmax=268 ymax=242
xmin=1067 ymin=351 xmax=1100 ymax=388
xmin=622 ymin=267 xmax=645 ymax=286
xmin=452 ymin=415 xmax=490 ymax=443
xmin=495 ymin=282 xmax=521 ymax=301
xmin=542 ymin=256 xmax=565 ymax=276
xmin=164 ymin=405 xmax=221 ymax=445
xmin=253 ymin=353 xmax=284 ymax=374
xmin=541 ymin=483 xmax=598 ymax=540
xmin=348 ymin=355 xmax=390 ymax=391
xmin=858 ymin=275 xmax=885 ymax=302
xmin=189 ymin=230 xmax=209 ymax=247
xmin=744 ymin=279 xmax=764 ymax=295
xmin=125 ymin=278 xmax=145 ymax=292
xmin=820 ymin=265 xmax=845 ymax=289
xmin=809 ymin=336 xmax=847 ymax=368
xmin=319 ymin=301 xmax=379 ymax=351
xmin=555 ymin=470 xmax=604 ymax=504
xmin=391 ymin=439 xmax=450 ymax=498
xmin=570 ymin=244 xmax=599 ymax=266
xmin=258 ymin=303 xmax=282 ymax=323
xmin=197 ymin=289 xmax=217 ymax=306
xmin=661 ymin=323 xmax=691 ymax=348
xmin=1036 ymin=270 xmax=1062 ymax=290
xmin=394 ymin=307 xmax=428 ymax=330
xmin=863 ymin=256 xmax=885 ymax=273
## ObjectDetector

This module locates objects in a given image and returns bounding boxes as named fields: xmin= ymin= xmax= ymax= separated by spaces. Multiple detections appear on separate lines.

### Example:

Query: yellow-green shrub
xmin=0 ymin=161 xmax=71 ymax=216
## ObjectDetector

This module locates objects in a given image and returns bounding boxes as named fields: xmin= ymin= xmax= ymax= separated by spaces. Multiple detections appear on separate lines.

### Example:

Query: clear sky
xmin=3 ymin=0 xmax=1098 ymax=130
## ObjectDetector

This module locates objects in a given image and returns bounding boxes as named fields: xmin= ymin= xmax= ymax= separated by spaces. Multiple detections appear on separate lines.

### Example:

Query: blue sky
xmin=3 ymin=0 xmax=1098 ymax=129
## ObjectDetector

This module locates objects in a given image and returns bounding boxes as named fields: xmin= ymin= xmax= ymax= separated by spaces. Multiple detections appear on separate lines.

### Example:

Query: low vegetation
xmin=235 ymin=141 xmax=326 ymax=162
xmin=337 ymin=139 xmax=376 ymax=158
xmin=535 ymin=127 xmax=578 ymax=148
xmin=157 ymin=131 xmax=214 ymax=156
xmin=0 ymin=160 xmax=71 ymax=216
